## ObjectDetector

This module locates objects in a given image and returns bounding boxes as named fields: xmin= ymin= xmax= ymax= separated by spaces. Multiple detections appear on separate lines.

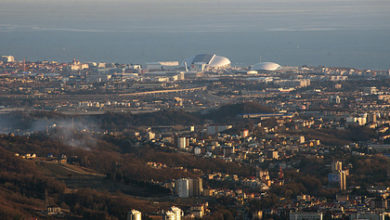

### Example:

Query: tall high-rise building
xmin=331 ymin=161 xmax=342 ymax=173
xmin=176 ymin=178 xmax=190 ymax=198
xmin=339 ymin=170 xmax=347 ymax=191
xmin=175 ymin=178 xmax=203 ymax=198
xmin=192 ymin=178 xmax=203 ymax=196
xmin=178 ymin=137 xmax=187 ymax=150
xmin=329 ymin=161 xmax=347 ymax=191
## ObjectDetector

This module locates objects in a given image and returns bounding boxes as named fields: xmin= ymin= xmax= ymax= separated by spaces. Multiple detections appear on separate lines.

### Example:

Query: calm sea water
xmin=0 ymin=0 xmax=389 ymax=69
xmin=1 ymin=30 xmax=389 ymax=70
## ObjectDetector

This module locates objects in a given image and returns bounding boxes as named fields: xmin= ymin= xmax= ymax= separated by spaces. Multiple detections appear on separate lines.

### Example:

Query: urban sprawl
xmin=1 ymin=54 xmax=390 ymax=220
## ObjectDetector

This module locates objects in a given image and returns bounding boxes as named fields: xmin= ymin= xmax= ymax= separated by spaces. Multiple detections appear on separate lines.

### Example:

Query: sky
xmin=0 ymin=0 xmax=389 ymax=69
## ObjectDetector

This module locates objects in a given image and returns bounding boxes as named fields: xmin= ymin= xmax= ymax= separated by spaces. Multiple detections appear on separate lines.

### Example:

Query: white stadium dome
xmin=252 ymin=62 xmax=281 ymax=71
xmin=208 ymin=55 xmax=231 ymax=67
xmin=184 ymin=54 xmax=231 ymax=70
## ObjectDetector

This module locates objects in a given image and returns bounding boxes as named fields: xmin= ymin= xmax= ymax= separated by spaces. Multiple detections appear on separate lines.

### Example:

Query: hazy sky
xmin=1 ymin=0 xmax=389 ymax=33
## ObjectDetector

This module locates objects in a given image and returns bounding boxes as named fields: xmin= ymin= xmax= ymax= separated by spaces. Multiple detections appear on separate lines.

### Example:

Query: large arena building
xmin=251 ymin=62 xmax=281 ymax=71
xmin=183 ymin=54 xmax=231 ymax=72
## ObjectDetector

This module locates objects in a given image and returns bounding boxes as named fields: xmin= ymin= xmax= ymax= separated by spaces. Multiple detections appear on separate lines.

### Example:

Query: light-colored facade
xmin=184 ymin=54 xmax=231 ymax=72
xmin=176 ymin=178 xmax=190 ymax=198
xmin=252 ymin=62 xmax=281 ymax=71
xmin=164 ymin=207 xmax=183 ymax=220
xmin=339 ymin=170 xmax=347 ymax=191
xmin=175 ymin=178 xmax=203 ymax=197
xmin=178 ymin=137 xmax=187 ymax=150
xmin=127 ymin=209 xmax=141 ymax=220
xmin=164 ymin=211 xmax=176 ymax=220
xmin=290 ymin=212 xmax=323 ymax=220
xmin=332 ymin=161 xmax=343 ymax=173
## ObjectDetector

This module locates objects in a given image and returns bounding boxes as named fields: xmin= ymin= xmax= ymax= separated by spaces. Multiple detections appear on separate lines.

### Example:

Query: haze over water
xmin=0 ymin=0 xmax=389 ymax=70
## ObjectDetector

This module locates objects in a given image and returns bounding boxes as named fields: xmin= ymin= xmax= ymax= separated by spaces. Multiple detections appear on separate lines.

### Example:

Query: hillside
xmin=0 ymin=102 xmax=273 ymax=132
xmin=95 ymin=110 xmax=201 ymax=129
xmin=204 ymin=102 xmax=274 ymax=122
xmin=0 ymin=132 xmax=253 ymax=219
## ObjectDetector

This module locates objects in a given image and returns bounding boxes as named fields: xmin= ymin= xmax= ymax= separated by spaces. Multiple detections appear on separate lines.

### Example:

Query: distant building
xmin=241 ymin=129 xmax=249 ymax=138
xmin=299 ymin=136 xmax=305 ymax=144
xmin=349 ymin=212 xmax=387 ymax=220
xmin=194 ymin=147 xmax=202 ymax=155
xmin=368 ymin=113 xmax=377 ymax=123
xmin=252 ymin=62 xmax=281 ymax=71
xmin=164 ymin=206 xmax=183 ymax=220
xmin=164 ymin=210 xmax=176 ymax=220
xmin=171 ymin=206 xmax=183 ymax=220
xmin=145 ymin=61 xmax=180 ymax=72
xmin=289 ymin=212 xmax=323 ymax=220
xmin=274 ymin=79 xmax=311 ymax=88
xmin=267 ymin=150 xmax=279 ymax=160
xmin=223 ymin=146 xmax=235 ymax=156
xmin=207 ymin=125 xmax=233 ymax=135
xmin=366 ymin=86 xmax=378 ymax=95
xmin=179 ymin=72 xmax=185 ymax=80
xmin=183 ymin=54 xmax=231 ymax=72
xmin=329 ymin=161 xmax=347 ymax=191
xmin=257 ymin=169 xmax=270 ymax=181
xmin=127 ymin=210 xmax=141 ymax=220
xmin=147 ymin=131 xmax=155 ymax=140
xmin=339 ymin=170 xmax=347 ymax=191
xmin=178 ymin=137 xmax=187 ymax=150
xmin=176 ymin=178 xmax=190 ymax=198
xmin=47 ymin=206 xmax=62 ymax=216
xmin=332 ymin=161 xmax=342 ymax=173
xmin=175 ymin=178 xmax=203 ymax=198
xmin=346 ymin=116 xmax=367 ymax=126
xmin=329 ymin=95 xmax=341 ymax=104
xmin=1 ymin=55 xmax=15 ymax=63
xmin=189 ymin=204 xmax=207 ymax=218
xmin=329 ymin=75 xmax=348 ymax=81
xmin=58 ymin=154 xmax=67 ymax=164
xmin=191 ymin=178 xmax=203 ymax=196
xmin=70 ymin=60 xmax=89 ymax=71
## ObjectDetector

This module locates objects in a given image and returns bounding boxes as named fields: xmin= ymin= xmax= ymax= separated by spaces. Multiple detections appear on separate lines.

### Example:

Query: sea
xmin=0 ymin=0 xmax=389 ymax=70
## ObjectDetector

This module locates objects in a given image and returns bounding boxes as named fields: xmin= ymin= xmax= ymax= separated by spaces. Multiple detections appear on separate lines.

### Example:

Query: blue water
xmin=1 ymin=30 xmax=389 ymax=70
xmin=0 ymin=0 xmax=389 ymax=69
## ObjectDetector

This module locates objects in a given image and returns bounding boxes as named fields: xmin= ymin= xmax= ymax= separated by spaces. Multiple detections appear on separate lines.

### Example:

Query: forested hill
xmin=0 ymin=133 xmax=253 ymax=219
xmin=0 ymin=102 xmax=273 ymax=131
xmin=96 ymin=110 xmax=201 ymax=128
xmin=203 ymin=102 xmax=274 ymax=122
